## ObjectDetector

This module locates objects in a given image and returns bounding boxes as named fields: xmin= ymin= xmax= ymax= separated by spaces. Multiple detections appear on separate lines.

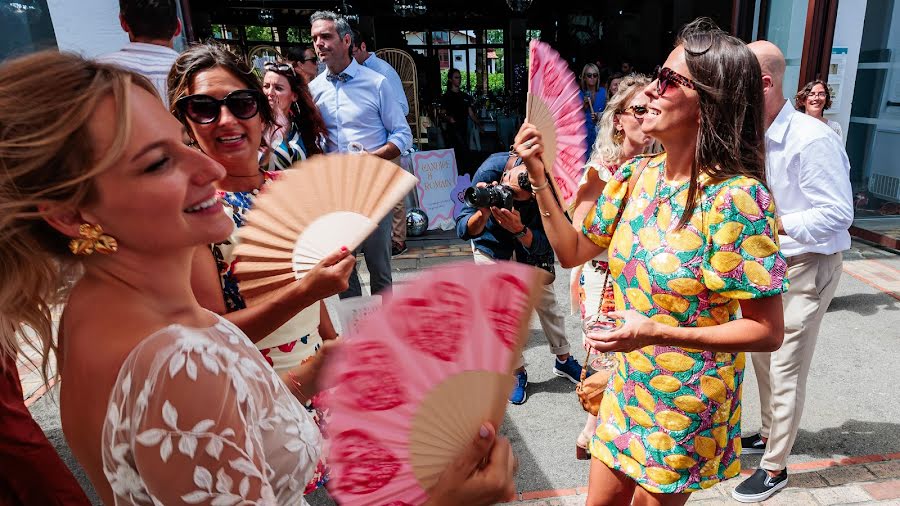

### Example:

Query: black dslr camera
xmin=463 ymin=172 xmax=532 ymax=211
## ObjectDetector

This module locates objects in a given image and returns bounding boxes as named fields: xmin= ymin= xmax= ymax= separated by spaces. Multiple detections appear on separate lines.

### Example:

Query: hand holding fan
xmin=321 ymin=262 xmax=547 ymax=505
xmin=231 ymin=154 xmax=418 ymax=305
xmin=526 ymin=40 xmax=588 ymax=207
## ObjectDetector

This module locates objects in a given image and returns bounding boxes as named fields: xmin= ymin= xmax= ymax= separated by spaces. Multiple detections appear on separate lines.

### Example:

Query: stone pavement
xmin=21 ymin=235 xmax=900 ymax=505
xmin=503 ymin=456 xmax=900 ymax=505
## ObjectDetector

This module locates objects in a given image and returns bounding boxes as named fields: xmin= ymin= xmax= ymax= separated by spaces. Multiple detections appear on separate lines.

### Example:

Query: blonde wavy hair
xmin=0 ymin=51 xmax=156 ymax=382
xmin=580 ymin=63 xmax=600 ymax=93
xmin=587 ymin=73 xmax=659 ymax=167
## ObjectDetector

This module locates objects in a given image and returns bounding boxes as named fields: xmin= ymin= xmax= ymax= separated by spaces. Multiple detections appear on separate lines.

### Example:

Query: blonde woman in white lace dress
xmin=571 ymin=74 xmax=660 ymax=459
xmin=0 ymin=52 xmax=517 ymax=506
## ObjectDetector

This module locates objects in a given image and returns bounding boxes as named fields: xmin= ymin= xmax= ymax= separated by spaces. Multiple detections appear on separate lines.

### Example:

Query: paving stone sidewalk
xmin=504 ymin=458 xmax=900 ymax=505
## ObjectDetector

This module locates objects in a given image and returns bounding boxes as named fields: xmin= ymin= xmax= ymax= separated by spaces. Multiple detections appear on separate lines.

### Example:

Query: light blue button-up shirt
xmin=309 ymin=59 xmax=412 ymax=154
xmin=361 ymin=52 xmax=409 ymax=116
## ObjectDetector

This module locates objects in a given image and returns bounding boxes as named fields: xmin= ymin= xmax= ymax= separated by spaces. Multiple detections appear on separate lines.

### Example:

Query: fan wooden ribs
xmin=231 ymin=154 xmax=418 ymax=306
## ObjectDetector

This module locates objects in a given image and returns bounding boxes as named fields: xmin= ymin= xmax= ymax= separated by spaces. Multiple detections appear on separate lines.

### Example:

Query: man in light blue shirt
xmin=309 ymin=11 xmax=413 ymax=298
xmin=351 ymin=29 xmax=412 ymax=255
xmin=351 ymin=30 xmax=410 ymax=116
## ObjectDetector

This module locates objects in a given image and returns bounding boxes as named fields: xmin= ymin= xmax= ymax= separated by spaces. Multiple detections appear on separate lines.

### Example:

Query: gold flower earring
xmin=69 ymin=223 xmax=118 ymax=256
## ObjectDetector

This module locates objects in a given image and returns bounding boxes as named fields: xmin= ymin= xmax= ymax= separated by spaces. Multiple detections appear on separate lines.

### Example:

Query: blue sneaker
xmin=553 ymin=356 xmax=586 ymax=384
xmin=509 ymin=370 xmax=528 ymax=404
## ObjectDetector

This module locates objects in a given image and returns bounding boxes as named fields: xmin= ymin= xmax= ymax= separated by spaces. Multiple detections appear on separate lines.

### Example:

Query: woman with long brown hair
xmin=515 ymin=19 xmax=788 ymax=504
xmin=262 ymin=60 xmax=328 ymax=168
xmin=0 ymin=50 xmax=516 ymax=505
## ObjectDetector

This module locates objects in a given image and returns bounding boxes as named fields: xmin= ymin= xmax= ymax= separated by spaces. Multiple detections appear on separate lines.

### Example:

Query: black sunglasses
xmin=585 ymin=73 xmax=598 ymax=78
xmin=654 ymin=66 xmax=696 ymax=96
xmin=175 ymin=89 xmax=262 ymax=125
xmin=264 ymin=61 xmax=296 ymax=75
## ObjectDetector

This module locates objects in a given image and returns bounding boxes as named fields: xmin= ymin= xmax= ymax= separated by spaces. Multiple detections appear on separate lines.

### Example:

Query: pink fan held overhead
xmin=526 ymin=39 xmax=588 ymax=207
xmin=321 ymin=262 xmax=547 ymax=506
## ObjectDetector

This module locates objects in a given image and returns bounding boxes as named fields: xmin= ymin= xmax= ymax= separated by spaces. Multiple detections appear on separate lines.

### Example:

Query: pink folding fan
xmin=321 ymin=262 xmax=546 ymax=505
xmin=526 ymin=39 xmax=588 ymax=207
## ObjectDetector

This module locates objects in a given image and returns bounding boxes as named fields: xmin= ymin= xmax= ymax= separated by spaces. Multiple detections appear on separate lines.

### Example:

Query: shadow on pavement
xmin=827 ymin=292 xmax=899 ymax=315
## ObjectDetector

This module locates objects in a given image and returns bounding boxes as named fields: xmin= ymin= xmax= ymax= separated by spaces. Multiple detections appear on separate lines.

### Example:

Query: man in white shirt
xmin=351 ymin=29 xmax=412 ymax=256
xmin=95 ymin=0 xmax=181 ymax=107
xmin=733 ymin=41 xmax=854 ymax=503
xmin=309 ymin=11 xmax=413 ymax=298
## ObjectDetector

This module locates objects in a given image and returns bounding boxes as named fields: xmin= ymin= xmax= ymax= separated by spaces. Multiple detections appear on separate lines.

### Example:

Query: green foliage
xmin=245 ymin=25 xmax=273 ymax=41
xmin=440 ymin=69 xmax=505 ymax=95
xmin=286 ymin=27 xmax=312 ymax=44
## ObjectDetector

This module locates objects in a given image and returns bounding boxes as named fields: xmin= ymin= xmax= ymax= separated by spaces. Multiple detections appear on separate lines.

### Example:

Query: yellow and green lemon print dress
xmin=583 ymin=153 xmax=788 ymax=493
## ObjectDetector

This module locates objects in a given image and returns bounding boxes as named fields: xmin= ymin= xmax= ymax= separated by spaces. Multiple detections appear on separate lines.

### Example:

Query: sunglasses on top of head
xmin=175 ymin=89 xmax=262 ymax=125
xmin=654 ymin=66 xmax=696 ymax=96
xmin=264 ymin=61 xmax=296 ymax=75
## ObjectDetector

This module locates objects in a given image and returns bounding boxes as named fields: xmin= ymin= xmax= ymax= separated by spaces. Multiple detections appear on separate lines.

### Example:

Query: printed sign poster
xmin=411 ymin=149 xmax=459 ymax=230
xmin=828 ymin=47 xmax=848 ymax=110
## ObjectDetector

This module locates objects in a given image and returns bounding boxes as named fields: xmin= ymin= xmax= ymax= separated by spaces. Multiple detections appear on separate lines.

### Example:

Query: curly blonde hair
xmin=587 ymin=73 xmax=658 ymax=166
xmin=0 ymin=51 xmax=156 ymax=382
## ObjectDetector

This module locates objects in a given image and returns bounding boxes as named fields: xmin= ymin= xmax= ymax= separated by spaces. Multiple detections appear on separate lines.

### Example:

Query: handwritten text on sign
xmin=412 ymin=149 xmax=459 ymax=230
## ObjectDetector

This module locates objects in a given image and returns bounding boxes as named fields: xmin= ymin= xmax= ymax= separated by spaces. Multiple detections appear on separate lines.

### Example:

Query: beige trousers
xmin=751 ymin=251 xmax=843 ymax=471
xmin=473 ymin=248 xmax=570 ymax=369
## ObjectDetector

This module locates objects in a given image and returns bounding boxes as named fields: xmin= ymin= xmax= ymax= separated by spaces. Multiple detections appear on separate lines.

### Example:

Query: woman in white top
xmin=795 ymin=79 xmax=843 ymax=139
xmin=0 ymin=51 xmax=516 ymax=506
xmin=571 ymin=74 xmax=660 ymax=459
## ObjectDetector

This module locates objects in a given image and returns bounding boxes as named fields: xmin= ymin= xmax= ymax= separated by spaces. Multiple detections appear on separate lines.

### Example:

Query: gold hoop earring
xmin=69 ymin=223 xmax=118 ymax=256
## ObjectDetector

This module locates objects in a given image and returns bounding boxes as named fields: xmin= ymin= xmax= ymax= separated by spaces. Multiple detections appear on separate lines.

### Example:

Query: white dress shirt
xmin=96 ymin=42 xmax=179 ymax=107
xmin=362 ymin=52 xmax=409 ymax=116
xmin=309 ymin=59 xmax=412 ymax=154
xmin=765 ymin=101 xmax=854 ymax=257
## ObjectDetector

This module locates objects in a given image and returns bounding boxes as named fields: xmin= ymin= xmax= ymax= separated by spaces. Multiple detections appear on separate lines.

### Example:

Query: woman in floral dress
xmin=168 ymin=45 xmax=351 ymax=492
xmin=515 ymin=19 xmax=788 ymax=505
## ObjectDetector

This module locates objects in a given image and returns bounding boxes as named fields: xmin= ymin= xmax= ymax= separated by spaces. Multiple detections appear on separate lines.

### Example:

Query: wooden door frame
xmin=798 ymin=0 xmax=839 ymax=88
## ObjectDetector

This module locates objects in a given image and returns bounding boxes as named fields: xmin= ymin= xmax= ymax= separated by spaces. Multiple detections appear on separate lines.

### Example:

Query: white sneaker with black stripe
xmin=740 ymin=433 xmax=766 ymax=455
xmin=732 ymin=468 xmax=788 ymax=502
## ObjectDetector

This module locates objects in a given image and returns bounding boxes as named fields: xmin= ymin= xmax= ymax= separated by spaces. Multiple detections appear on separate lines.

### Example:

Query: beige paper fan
xmin=232 ymin=154 xmax=418 ymax=306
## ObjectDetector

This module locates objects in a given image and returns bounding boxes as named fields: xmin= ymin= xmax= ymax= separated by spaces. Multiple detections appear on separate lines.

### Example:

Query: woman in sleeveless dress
xmin=515 ymin=19 xmax=788 ymax=505
xmin=0 ymin=51 xmax=517 ymax=506
xmin=572 ymin=74 xmax=660 ymax=460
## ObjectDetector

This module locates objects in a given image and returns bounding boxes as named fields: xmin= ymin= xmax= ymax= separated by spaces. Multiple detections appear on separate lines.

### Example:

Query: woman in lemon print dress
xmin=514 ymin=19 xmax=788 ymax=505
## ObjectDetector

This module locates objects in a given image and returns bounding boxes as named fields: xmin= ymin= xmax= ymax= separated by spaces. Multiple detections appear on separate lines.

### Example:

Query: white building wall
xmin=827 ymin=0 xmax=868 ymax=138
xmin=47 ymin=0 xmax=127 ymax=57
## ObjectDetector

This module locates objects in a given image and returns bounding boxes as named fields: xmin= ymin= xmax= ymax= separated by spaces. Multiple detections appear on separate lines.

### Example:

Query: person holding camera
xmin=455 ymin=151 xmax=582 ymax=405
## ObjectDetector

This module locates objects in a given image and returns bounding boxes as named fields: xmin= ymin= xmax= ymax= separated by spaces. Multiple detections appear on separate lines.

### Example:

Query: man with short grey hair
xmin=308 ymin=11 xmax=412 ymax=298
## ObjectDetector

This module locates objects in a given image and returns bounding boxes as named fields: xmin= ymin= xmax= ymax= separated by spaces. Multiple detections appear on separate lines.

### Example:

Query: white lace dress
xmin=101 ymin=314 xmax=322 ymax=505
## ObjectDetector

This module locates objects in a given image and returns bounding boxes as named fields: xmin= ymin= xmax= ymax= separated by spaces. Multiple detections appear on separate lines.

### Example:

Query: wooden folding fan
xmin=231 ymin=154 xmax=418 ymax=305
xmin=320 ymin=262 xmax=547 ymax=505
xmin=526 ymin=40 xmax=588 ymax=207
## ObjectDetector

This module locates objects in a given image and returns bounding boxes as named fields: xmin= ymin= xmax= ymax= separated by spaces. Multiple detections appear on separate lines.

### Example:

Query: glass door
xmin=847 ymin=0 xmax=900 ymax=222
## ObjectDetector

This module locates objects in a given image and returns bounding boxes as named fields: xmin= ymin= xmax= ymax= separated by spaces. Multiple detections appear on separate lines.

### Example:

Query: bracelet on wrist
xmin=530 ymin=179 xmax=551 ymax=193
xmin=514 ymin=226 xmax=528 ymax=239
xmin=287 ymin=369 xmax=308 ymax=402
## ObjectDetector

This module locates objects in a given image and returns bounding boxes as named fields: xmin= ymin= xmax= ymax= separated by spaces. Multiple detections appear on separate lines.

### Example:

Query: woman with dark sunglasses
xmin=571 ymin=73 xmax=660 ymax=461
xmin=168 ymin=46 xmax=353 ymax=494
xmin=580 ymin=63 xmax=607 ymax=156
xmin=516 ymin=19 xmax=788 ymax=505
xmin=262 ymin=61 xmax=328 ymax=169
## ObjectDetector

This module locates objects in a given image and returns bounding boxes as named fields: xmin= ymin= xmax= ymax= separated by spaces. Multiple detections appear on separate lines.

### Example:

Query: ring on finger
xmin=523 ymin=139 xmax=535 ymax=149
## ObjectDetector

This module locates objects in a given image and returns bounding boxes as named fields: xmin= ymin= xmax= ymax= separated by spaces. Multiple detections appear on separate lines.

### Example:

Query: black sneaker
xmin=732 ymin=468 xmax=788 ymax=503
xmin=391 ymin=242 xmax=408 ymax=256
xmin=740 ymin=433 xmax=766 ymax=455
